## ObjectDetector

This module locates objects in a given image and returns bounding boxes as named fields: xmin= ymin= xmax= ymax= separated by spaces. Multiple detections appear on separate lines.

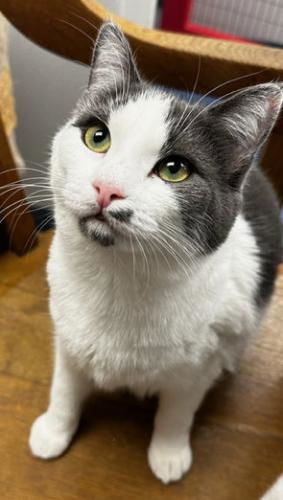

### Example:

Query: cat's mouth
xmin=78 ymin=209 xmax=133 ymax=246
xmin=78 ymin=212 xmax=113 ymax=246
xmin=95 ymin=212 xmax=107 ymax=223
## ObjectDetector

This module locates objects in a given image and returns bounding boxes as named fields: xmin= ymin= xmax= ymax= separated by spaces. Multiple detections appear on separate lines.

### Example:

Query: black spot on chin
xmin=108 ymin=209 xmax=133 ymax=223
xmin=91 ymin=232 xmax=115 ymax=247
xmin=79 ymin=219 xmax=115 ymax=246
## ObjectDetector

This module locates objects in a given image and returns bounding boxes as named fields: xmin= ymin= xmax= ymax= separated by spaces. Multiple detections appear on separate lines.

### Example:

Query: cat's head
xmin=51 ymin=22 xmax=282 ymax=256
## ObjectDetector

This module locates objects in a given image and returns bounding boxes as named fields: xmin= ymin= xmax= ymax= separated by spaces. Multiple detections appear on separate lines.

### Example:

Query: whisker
xmin=23 ymin=214 xmax=54 ymax=253
xmin=70 ymin=11 xmax=99 ymax=34
xmin=59 ymin=18 xmax=95 ymax=45
xmin=178 ymin=69 xmax=267 ymax=138
xmin=172 ymin=56 xmax=202 ymax=133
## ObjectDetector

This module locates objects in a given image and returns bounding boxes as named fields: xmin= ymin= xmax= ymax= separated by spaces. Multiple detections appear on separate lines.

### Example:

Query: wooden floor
xmin=0 ymin=232 xmax=283 ymax=500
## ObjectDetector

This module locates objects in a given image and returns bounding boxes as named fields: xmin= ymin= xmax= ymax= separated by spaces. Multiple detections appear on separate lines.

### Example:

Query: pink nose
xmin=93 ymin=182 xmax=125 ymax=209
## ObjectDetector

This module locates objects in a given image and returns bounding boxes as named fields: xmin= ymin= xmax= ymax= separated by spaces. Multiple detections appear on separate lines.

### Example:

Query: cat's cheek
xmin=146 ymin=178 xmax=179 ymax=217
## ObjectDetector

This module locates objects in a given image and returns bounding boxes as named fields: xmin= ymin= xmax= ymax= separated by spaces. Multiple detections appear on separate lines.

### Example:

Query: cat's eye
xmin=84 ymin=124 xmax=111 ymax=153
xmin=155 ymin=156 xmax=190 ymax=183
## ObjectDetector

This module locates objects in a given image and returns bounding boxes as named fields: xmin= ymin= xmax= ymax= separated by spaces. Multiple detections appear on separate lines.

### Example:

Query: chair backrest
xmin=2 ymin=0 xmax=283 ymax=94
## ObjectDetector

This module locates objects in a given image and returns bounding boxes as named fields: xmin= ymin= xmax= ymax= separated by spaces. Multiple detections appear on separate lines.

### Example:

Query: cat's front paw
xmin=148 ymin=440 xmax=192 ymax=484
xmin=29 ymin=412 xmax=76 ymax=459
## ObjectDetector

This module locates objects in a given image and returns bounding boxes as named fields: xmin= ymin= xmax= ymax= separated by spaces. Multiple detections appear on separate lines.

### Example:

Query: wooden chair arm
xmin=2 ymin=0 xmax=283 ymax=96
xmin=0 ymin=111 xmax=36 ymax=255
xmin=0 ymin=57 xmax=36 ymax=255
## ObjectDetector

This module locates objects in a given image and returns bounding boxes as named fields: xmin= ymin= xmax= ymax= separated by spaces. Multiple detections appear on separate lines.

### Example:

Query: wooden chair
xmin=1 ymin=0 xmax=283 ymax=202
xmin=0 ymin=31 xmax=36 ymax=254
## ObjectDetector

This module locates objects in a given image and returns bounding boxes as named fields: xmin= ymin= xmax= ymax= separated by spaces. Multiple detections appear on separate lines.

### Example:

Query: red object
xmin=161 ymin=0 xmax=251 ymax=43
xmin=161 ymin=0 xmax=193 ymax=34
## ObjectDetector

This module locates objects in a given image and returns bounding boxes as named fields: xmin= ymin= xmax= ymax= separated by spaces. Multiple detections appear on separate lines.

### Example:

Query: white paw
xmin=148 ymin=441 xmax=192 ymax=484
xmin=29 ymin=412 xmax=76 ymax=459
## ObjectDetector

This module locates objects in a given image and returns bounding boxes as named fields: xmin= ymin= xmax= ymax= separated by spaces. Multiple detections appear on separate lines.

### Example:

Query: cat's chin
xmin=79 ymin=216 xmax=116 ymax=247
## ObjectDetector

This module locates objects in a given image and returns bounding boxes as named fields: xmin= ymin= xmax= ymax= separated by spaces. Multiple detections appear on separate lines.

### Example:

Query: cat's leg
xmin=148 ymin=362 xmax=221 ymax=484
xmin=261 ymin=474 xmax=283 ymax=500
xmin=29 ymin=337 xmax=92 ymax=459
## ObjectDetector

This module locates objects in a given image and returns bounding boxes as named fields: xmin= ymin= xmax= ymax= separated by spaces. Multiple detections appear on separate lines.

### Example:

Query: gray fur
xmin=108 ymin=209 xmax=133 ymax=223
xmin=73 ymin=22 xmax=282 ymax=308
xmin=79 ymin=216 xmax=114 ymax=247
xmin=242 ymin=168 xmax=282 ymax=306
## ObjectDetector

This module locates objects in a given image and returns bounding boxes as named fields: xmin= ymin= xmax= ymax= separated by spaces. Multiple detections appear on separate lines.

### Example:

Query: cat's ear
xmin=88 ymin=22 xmax=140 ymax=88
xmin=208 ymin=83 xmax=282 ymax=186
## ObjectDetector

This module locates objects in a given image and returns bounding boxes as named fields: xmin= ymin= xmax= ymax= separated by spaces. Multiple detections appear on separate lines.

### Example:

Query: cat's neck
xmin=54 ymin=211 xmax=200 ymax=290
xmin=53 ymin=206 xmax=248 ymax=293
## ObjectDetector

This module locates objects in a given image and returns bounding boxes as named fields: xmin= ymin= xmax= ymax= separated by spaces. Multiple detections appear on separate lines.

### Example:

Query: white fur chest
xmin=47 ymin=215 xmax=260 ymax=393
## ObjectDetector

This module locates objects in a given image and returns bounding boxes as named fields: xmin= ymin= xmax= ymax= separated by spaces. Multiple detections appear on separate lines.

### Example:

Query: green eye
xmin=84 ymin=124 xmax=111 ymax=153
xmin=155 ymin=156 xmax=190 ymax=183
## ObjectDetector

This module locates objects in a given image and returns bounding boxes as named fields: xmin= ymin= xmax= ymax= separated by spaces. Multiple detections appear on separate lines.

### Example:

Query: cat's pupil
xmin=167 ymin=160 xmax=181 ymax=174
xmin=94 ymin=129 xmax=106 ymax=143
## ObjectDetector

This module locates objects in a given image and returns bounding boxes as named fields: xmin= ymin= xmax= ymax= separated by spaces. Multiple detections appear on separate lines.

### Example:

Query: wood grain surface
xmin=0 ymin=231 xmax=283 ymax=499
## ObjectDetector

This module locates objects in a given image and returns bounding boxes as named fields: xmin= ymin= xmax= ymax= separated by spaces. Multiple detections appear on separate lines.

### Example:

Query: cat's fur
xmin=262 ymin=475 xmax=283 ymax=499
xmin=29 ymin=22 xmax=283 ymax=483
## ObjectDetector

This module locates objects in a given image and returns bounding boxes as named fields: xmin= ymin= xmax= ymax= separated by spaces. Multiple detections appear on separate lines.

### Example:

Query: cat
xmin=262 ymin=475 xmax=283 ymax=499
xmin=29 ymin=22 xmax=282 ymax=484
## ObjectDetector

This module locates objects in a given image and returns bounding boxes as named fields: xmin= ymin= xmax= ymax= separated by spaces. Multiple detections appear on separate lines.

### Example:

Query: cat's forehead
xmin=108 ymin=91 xmax=172 ymax=153
xmin=110 ymin=91 xmax=171 ymax=127
xmin=74 ymin=86 xmax=201 ymax=160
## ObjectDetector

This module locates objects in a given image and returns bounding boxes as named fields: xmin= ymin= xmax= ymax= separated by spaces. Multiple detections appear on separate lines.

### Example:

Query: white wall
xmin=101 ymin=0 xmax=157 ymax=28
xmin=9 ymin=25 xmax=88 ymax=174
xmin=8 ymin=26 xmax=87 ymax=207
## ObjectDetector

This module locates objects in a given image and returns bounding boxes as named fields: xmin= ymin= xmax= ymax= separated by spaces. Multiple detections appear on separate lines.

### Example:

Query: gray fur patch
xmin=74 ymin=22 xmax=282 ymax=307
xmin=242 ymin=167 xmax=282 ymax=306
xmin=108 ymin=209 xmax=133 ymax=223
xmin=79 ymin=218 xmax=115 ymax=247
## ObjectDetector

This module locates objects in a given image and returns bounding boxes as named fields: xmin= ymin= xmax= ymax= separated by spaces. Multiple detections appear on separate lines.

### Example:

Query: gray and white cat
xmin=29 ymin=22 xmax=282 ymax=484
